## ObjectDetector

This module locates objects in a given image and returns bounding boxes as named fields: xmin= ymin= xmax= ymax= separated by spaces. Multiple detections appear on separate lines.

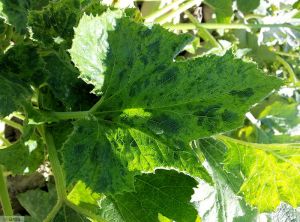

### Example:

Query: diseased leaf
xmin=100 ymin=169 xmax=198 ymax=222
xmin=0 ymin=0 xmax=49 ymax=34
xmin=65 ymin=10 xmax=282 ymax=194
xmin=0 ymin=17 xmax=12 ymax=52
xmin=41 ymin=51 xmax=98 ymax=111
xmin=28 ymin=0 xmax=107 ymax=47
xmin=0 ymin=43 xmax=44 ymax=117
xmin=0 ymin=43 xmax=46 ymax=87
xmin=61 ymin=119 xmax=210 ymax=193
xmin=0 ymin=43 xmax=97 ymax=118
xmin=61 ymin=120 xmax=136 ymax=193
xmin=218 ymin=136 xmax=300 ymax=212
xmin=100 ymin=20 xmax=281 ymax=143
xmin=0 ymin=75 xmax=31 ymax=117
xmin=72 ymin=12 xmax=281 ymax=143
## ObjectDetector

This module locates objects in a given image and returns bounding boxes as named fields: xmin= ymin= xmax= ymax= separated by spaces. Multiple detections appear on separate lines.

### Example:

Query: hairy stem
xmin=0 ymin=165 xmax=13 ymax=216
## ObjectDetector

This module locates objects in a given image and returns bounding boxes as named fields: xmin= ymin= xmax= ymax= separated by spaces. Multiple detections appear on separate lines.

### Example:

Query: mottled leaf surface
xmin=0 ymin=0 xmax=49 ymax=33
xmin=28 ymin=0 xmax=107 ymax=47
xmin=41 ymin=52 xmax=98 ymax=111
xmin=219 ymin=136 xmax=300 ymax=212
xmin=100 ymin=169 xmax=198 ymax=222
xmin=65 ymin=11 xmax=282 ymax=194
xmin=62 ymin=119 xmax=210 ymax=193
xmin=72 ymin=12 xmax=281 ymax=144
xmin=0 ymin=76 xmax=31 ymax=117
xmin=99 ymin=19 xmax=281 ymax=144
xmin=0 ymin=17 xmax=12 ymax=51
xmin=0 ymin=43 xmax=97 ymax=118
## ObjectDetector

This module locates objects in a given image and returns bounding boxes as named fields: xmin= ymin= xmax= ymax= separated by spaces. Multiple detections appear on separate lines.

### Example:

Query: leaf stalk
xmin=0 ymin=165 xmax=13 ymax=216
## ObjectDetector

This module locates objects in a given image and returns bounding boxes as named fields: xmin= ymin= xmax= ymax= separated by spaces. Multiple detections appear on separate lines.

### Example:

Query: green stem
xmin=43 ymin=200 xmax=63 ymax=222
xmin=43 ymin=127 xmax=66 ymax=199
xmin=163 ymin=22 xmax=300 ymax=30
xmin=215 ymin=134 xmax=300 ymax=150
xmin=11 ymin=112 xmax=25 ymax=121
xmin=144 ymin=0 xmax=186 ymax=22
xmin=244 ymin=14 xmax=264 ymax=20
xmin=1 ymin=118 xmax=23 ymax=133
xmin=0 ymin=165 xmax=13 ymax=216
xmin=184 ymin=10 xmax=221 ymax=48
xmin=89 ymin=98 xmax=104 ymax=113
xmin=274 ymin=51 xmax=300 ymax=59
xmin=53 ymin=111 xmax=90 ymax=120
xmin=0 ymin=133 xmax=11 ymax=147
xmin=42 ymin=126 xmax=67 ymax=222
xmin=156 ymin=0 xmax=199 ymax=24
xmin=40 ymin=126 xmax=108 ymax=222
xmin=276 ymin=55 xmax=298 ymax=84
